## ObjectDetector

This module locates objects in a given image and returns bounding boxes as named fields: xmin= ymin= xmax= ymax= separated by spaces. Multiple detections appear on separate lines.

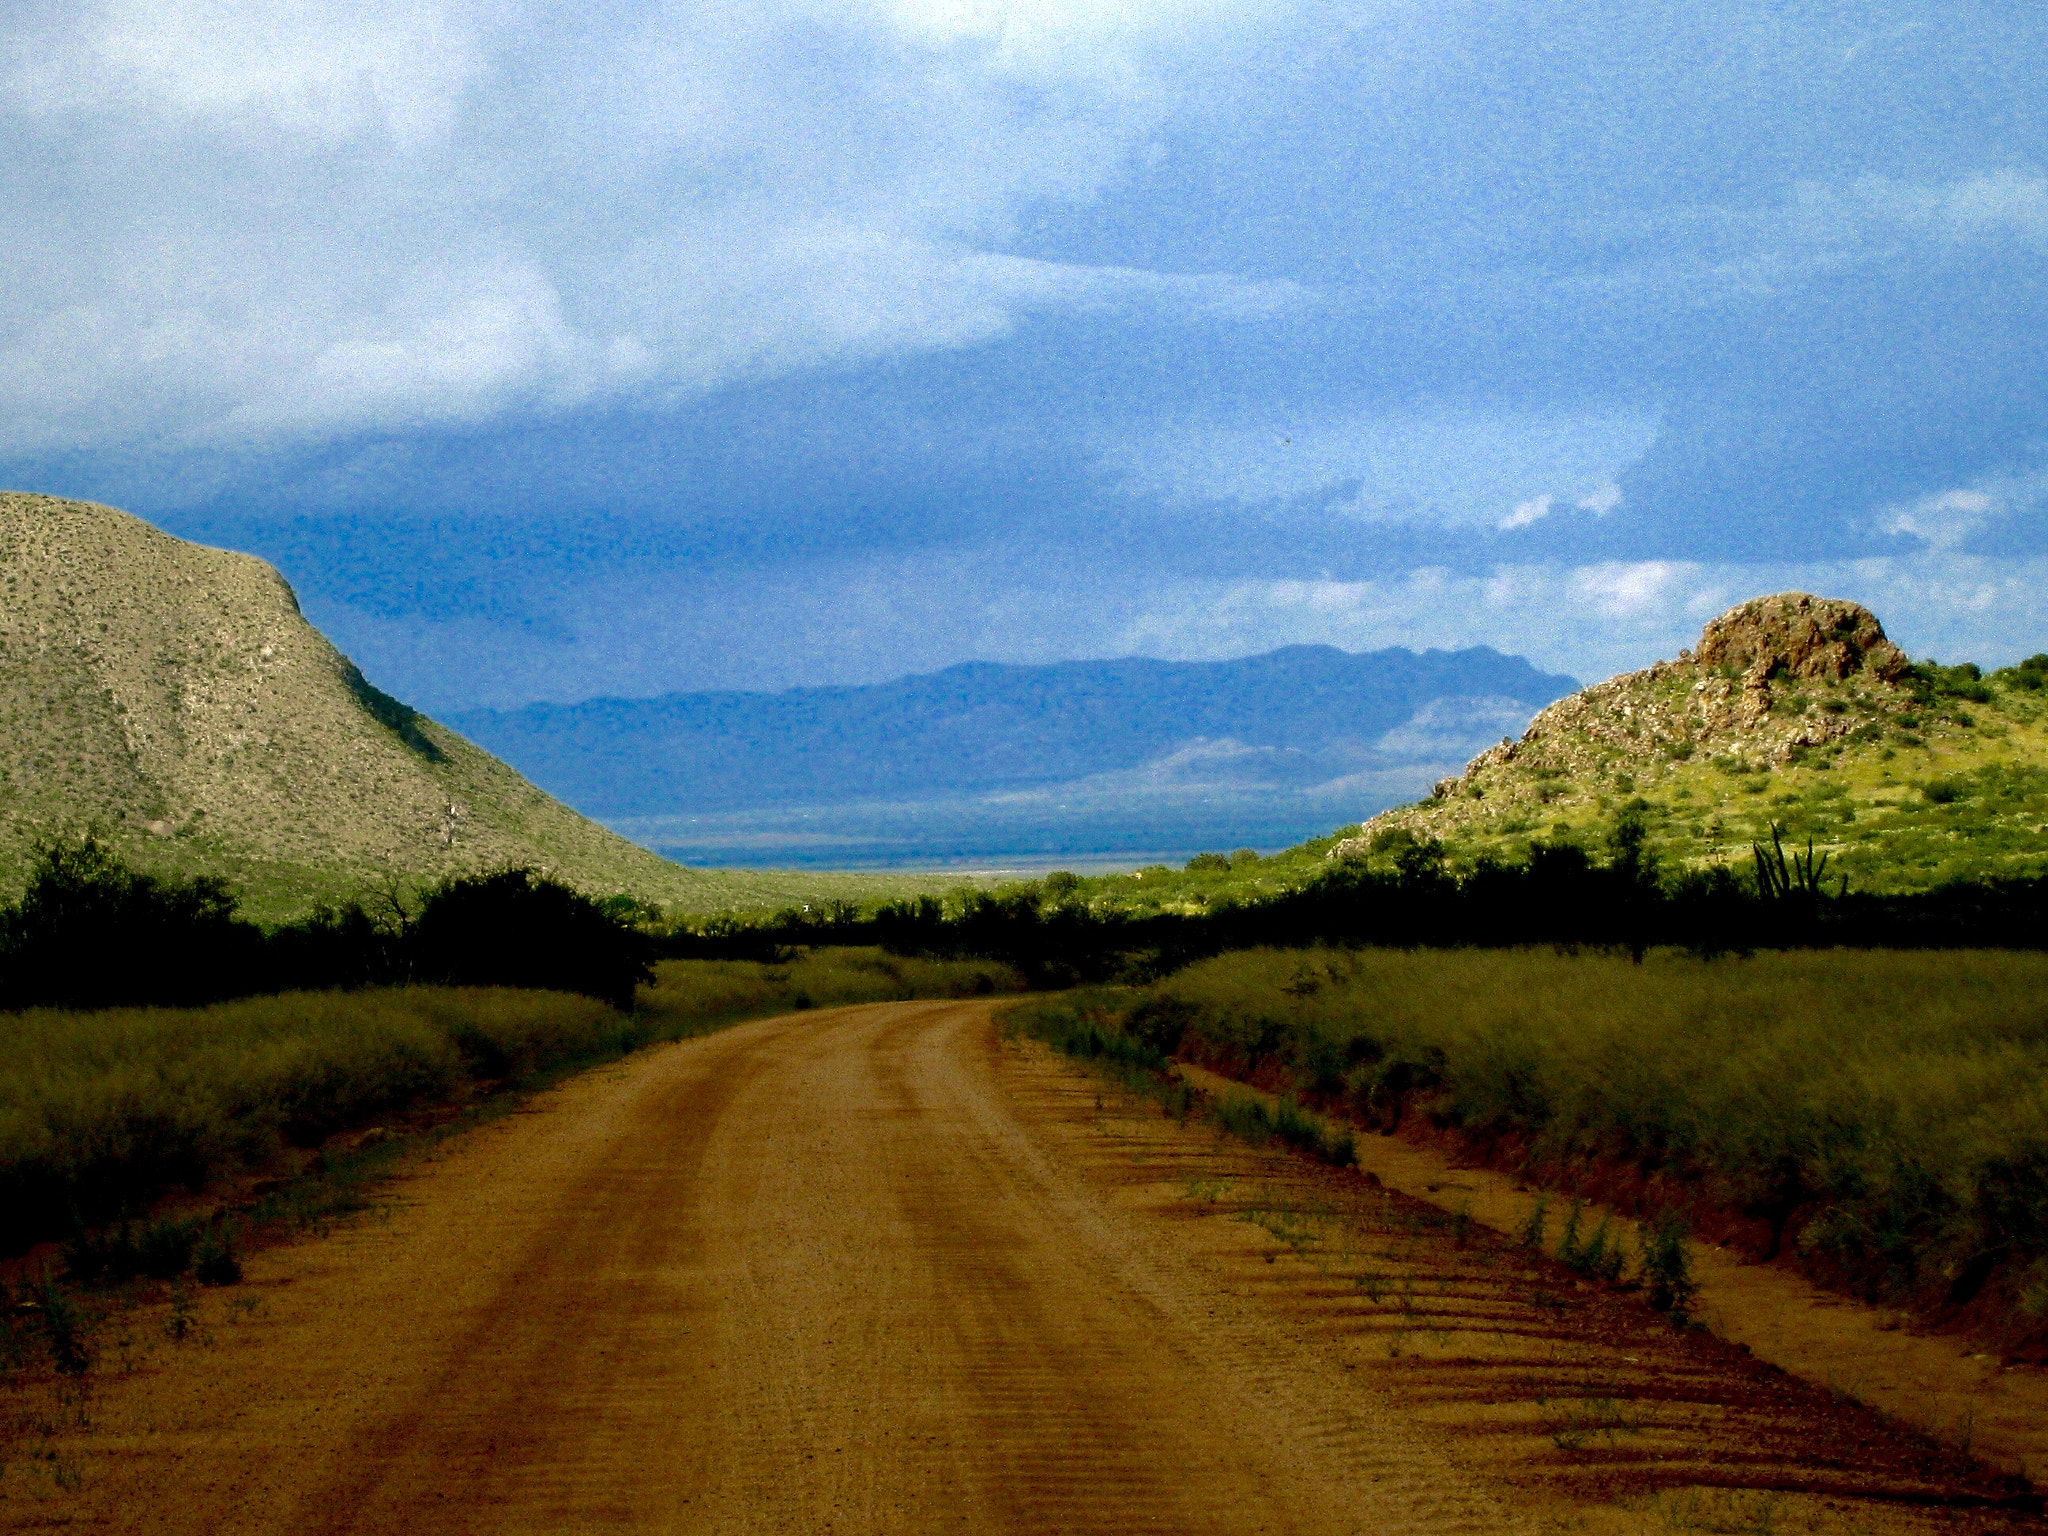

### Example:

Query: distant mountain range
xmin=449 ymin=648 xmax=1581 ymax=867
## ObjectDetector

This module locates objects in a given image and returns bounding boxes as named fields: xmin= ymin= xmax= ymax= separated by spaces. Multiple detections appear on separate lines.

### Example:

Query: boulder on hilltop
xmin=1690 ymin=593 xmax=1909 ymax=685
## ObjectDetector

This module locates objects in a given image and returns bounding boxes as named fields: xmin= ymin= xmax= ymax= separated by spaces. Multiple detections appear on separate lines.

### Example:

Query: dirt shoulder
xmin=1174 ymin=1058 xmax=2048 ymax=1485
xmin=0 ymin=1000 xmax=2037 ymax=1533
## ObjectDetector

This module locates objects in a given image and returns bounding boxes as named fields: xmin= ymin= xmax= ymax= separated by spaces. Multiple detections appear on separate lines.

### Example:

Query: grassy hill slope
xmin=1336 ymin=592 xmax=2048 ymax=893
xmin=0 ymin=493 xmax=968 ymax=921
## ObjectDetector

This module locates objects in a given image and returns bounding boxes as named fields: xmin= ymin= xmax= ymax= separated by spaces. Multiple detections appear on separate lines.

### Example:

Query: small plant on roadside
xmin=64 ymin=1212 xmax=207 ymax=1285
xmin=1271 ymin=1095 xmax=1319 ymax=1149
xmin=1520 ymin=1195 xmax=1549 ymax=1250
xmin=1556 ymin=1199 xmax=1585 ymax=1266
xmin=1213 ymin=1092 xmax=1274 ymax=1146
xmin=0 ymin=1281 xmax=26 ymax=1372
xmin=34 ymin=1279 xmax=95 ymax=1376
xmin=1159 ymin=1081 xmax=1195 ymax=1122
xmin=164 ymin=1279 xmax=198 ymax=1343
xmin=1562 ymin=1211 xmax=1625 ymax=1282
xmin=1641 ymin=1213 xmax=1699 ymax=1317
xmin=193 ymin=1221 xmax=242 ymax=1287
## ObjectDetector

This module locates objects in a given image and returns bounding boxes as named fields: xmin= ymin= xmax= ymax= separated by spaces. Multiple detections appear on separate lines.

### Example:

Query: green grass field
xmin=0 ymin=949 xmax=1020 ymax=1257
xmin=1007 ymin=947 xmax=2048 ymax=1340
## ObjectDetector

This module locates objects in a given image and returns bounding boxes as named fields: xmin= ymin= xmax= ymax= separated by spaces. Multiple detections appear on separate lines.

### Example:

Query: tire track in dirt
xmin=3 ymin=1000 xmax=2037 ymax=1533
xmin=993 ymin=1029 xmax=2044 ymax=1534
xmin=0 ymin=1001 xmax=1527 ymax=1534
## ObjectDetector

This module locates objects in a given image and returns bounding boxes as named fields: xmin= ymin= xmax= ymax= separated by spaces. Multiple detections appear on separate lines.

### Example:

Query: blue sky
xmin=4 ymin=1 xmax=2046 ymax=711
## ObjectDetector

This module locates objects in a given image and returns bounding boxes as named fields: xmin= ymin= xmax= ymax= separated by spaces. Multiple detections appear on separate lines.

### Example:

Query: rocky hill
xmin=0 ymin=493 xmax=955 ymax=920
xmin=1335 ymin=593 xmax=2048 ymax=892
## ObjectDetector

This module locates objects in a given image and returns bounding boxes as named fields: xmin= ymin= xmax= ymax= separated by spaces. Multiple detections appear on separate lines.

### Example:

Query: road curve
xmin=17 ymin=1001 xmax=1526 ymax=1535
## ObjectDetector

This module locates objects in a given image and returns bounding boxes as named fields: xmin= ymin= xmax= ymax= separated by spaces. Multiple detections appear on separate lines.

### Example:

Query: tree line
xmin=0 ymin=837 xmax=651 ymax=1012
xmin=668 ymin=813 xmax=2048 ymax=983
xmin=12 ymin=814 xmax=2048 ymax=1015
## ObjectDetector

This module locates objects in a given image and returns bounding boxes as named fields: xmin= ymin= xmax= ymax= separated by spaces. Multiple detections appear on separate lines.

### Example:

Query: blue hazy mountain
xmin=447 ymin=645 xmax=1578 ymax=867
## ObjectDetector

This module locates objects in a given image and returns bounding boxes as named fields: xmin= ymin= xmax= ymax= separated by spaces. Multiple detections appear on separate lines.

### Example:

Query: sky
xmin=4 ymin=0 xmax=2046 ymax=713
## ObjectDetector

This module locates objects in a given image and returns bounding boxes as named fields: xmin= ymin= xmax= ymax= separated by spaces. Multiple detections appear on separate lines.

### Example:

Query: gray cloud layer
xmin=1 ymin=0 xmax=1307 ymax=455
xmin=7 ymin=1 xmax=2047 ymax=707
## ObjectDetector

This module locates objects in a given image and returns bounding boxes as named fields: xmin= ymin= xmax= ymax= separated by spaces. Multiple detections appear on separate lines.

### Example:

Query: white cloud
xmin=1877 ymin=469 xmax=2048 ymax=551
xmin=325 ymin=539 xmax=2048 ymax=712
xmin=1882 ymin=487 xmax=1999 ymax=550
xmin=1097 ymin=405 xmax=1659 ymax=526
xmin=10 ymin=0 xmax=493 ymax=141
xmin=1094 ymin=555 xmax=2048 ymax=686
xmin=0 ymin=0 xmax=1312 ymax=456
xmin=1863 ymin=169 xmax=2048 ymax=243
xmin=1790 ymin=168 xmax=2048 ymax=252
xmin=1568 ymin=559 xmax=1690 ymax=619
xmin=1497 ymin=479 xmax=1623 ymax=532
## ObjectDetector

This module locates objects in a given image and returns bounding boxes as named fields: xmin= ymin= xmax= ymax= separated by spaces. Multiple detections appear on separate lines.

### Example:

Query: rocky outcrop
xmin=1691 ymin=593 xmax=1908 ymax=685
xmin=1331 ymin=593 xmax=1920 ymax=860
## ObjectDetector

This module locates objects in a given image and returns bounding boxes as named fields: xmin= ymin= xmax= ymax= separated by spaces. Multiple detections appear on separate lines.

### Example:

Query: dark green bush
xmin=63 ymin=1214 xmax=198 ymax=1284
xmin=1641 ymin=1214 xmax=1699 ymax=1315
xmin=410 ymin=868 xmax=653 ymax=1010
xmin=193 ymin=1221 xmax=242 ymax=1286
xmin=0 ymin=838 xmax=263 ymax=1011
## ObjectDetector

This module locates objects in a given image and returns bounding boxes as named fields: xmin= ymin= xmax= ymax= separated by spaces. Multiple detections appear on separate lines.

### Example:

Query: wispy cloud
xmin=1095 ymin=405 xmax=1658 ymax=527
xmin=1799 ymin=169 xmax=2048 ymax=248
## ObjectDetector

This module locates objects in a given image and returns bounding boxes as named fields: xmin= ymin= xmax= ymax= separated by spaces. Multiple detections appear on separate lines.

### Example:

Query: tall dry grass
xmin=1015 ymin=948 xmax=2048 ymax=1329
xmin=0 ymin=947 xmax=1018 ymax=1254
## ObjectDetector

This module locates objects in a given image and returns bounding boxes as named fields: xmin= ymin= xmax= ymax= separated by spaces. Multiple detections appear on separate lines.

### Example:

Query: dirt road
xmin=2 ymin=1001 xmax=2035 ymax=1533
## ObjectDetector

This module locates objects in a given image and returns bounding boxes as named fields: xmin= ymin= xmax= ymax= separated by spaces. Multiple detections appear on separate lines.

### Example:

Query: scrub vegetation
xmin=0 ymin=948 xmax=1019 ymax=1259
xmin=1345 ymin=602 xmax=2048 ymax=897
xmin=1005 ymin=947 xmax=2048 ymax=1349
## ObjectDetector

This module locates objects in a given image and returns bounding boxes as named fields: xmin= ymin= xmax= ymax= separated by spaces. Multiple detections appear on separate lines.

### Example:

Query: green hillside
xmin=0 ymin=492 xmax=968 ymax=922
xmin=1036 ymin=592 xmax=2048 ymax=918
xmin=1337 ymin=592 xmax=2048 ymax=893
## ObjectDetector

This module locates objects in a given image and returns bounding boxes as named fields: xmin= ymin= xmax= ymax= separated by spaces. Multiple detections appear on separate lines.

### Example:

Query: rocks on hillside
xmin=1332 ymin=593 xmax=1916 ymax=859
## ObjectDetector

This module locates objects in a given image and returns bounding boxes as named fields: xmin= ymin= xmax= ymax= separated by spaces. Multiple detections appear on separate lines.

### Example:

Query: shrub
xmin=0 ymin=837 xmax=265 ymax=1011
xmin=410 ymin=868 xmax=653 ymax=1009
xmin=63 ymin=1215 xmax=199 ymax=1284
xmin=1641 ymin=1214 xmax=1698 ymax=1315
xmin=35 ymin=1278 xmax=93 ymax=1375
xmin=193 ymin=1221 xmax=242 ymax=1286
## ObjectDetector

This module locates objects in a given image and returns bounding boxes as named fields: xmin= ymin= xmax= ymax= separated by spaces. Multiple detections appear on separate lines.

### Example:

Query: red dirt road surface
xmin=2 ymin=1001 xmax=2038 ymax=1533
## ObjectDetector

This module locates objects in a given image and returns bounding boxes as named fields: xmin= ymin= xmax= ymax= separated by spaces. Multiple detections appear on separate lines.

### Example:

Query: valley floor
xmin=1 ymin=1001 xmax=2036 ymax=1533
